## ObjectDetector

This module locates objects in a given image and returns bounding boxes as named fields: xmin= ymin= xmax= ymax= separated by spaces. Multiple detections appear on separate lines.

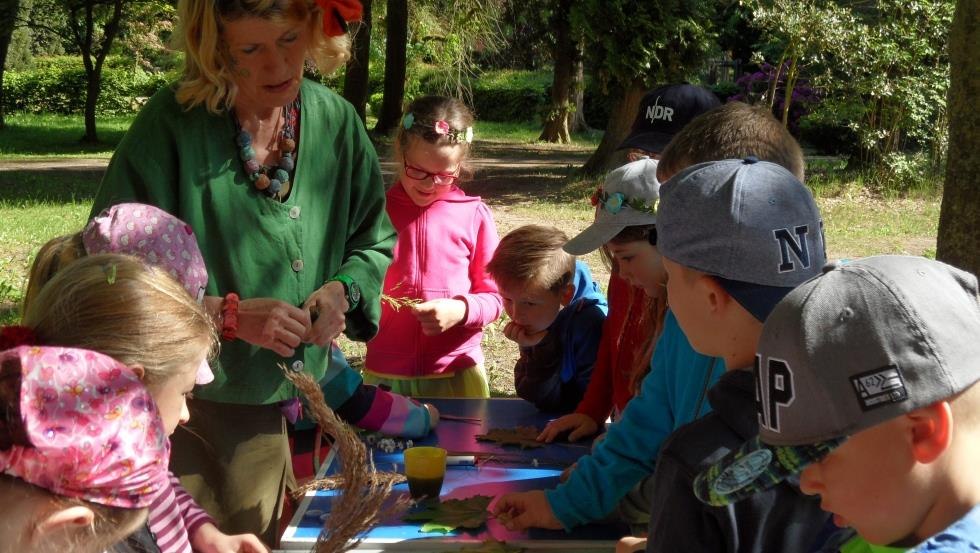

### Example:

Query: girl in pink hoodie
xmin=364 ymin=96 xmax=503 ymax=398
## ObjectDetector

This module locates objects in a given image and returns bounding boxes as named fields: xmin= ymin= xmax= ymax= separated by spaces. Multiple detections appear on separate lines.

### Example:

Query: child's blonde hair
xmin=21 ymin=254 xmax=217 ymax=387
xmin=21 ymin=232 xmax=85 ymax=313
xmin=658 ymin=101 xmax=806 ymax=182
xmin=395 ymin=95 xmax=476 ymax=181
xmin=0 ymin=474 xmax=146 ymax=553
xmin=174 ymin=0 xmax=351 ymax=114
xmin=486 ymin=225 xmax=575 ymax=294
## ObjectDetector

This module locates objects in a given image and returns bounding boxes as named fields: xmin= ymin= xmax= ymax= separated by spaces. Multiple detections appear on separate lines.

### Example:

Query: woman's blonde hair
xmin=174 ymin=0 xmax=351 ymax=113
xmin=21 ymin=254 xmax=217 ymax=387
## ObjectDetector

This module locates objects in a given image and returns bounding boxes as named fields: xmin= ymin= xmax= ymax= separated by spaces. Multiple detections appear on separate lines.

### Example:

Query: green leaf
xmin=403 ymin=495 xmax=492 ymax=534
xmin=475 ymin=426 xmax=544 ymax=449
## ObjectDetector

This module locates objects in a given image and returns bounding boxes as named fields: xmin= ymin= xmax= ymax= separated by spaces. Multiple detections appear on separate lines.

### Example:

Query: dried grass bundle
xmin=294 ymin=471 xmax=407 ymax=495
xmin=283 ymin=367 xmax=409 ymax=552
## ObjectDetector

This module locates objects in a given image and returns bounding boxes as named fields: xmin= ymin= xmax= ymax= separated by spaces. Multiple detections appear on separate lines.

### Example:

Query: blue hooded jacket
xmin=514 ymin=260 xmax=608 ymax=413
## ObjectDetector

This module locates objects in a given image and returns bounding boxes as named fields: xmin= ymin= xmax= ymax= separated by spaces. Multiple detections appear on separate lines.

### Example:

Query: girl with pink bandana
xmin=0 ymin=344 xmax=169 ymax=553
xmin=19 ymin=254 xmax=267 ymax=552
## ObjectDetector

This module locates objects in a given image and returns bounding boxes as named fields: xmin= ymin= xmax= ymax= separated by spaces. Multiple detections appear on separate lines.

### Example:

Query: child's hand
xmin=192 ymin=522 xmax=269 ymax=553
xmin=411 ymin=299 xmax=467 ymax=335
xmin=492 ymin=490 xmax=563 ymax=530
xmin=424 ymin=402 xmax=440 ymax=429
xmin=616 ymin=536 xmax=648 ymax=553
xmin=503 ymin=321 xmax=547 ymax=347
xmin=538 ymin=413 xmax=599 ymax=443
xmin=559 ymin=462 xmax=577 ymax=483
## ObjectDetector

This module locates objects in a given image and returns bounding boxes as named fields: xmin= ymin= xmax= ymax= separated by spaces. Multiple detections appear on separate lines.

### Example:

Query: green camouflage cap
xmin=694 ymin=434 xmax=845 ymax=507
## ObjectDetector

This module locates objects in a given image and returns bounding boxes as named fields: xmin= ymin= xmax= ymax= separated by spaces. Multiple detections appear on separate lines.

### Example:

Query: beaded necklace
xmin=233 ymin=97 xmax=299 ymax=201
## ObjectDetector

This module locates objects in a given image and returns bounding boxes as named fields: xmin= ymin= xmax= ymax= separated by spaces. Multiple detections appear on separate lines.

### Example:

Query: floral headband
xmin=315 ymin=0 xmax=362 ymax=37
xmin=590 ymin=188 xmax=659 ymax=215
xmin=402 ymin=113 xmax=474 ymax=144
xmin=0 ymin=345 xmax=170 ymax=508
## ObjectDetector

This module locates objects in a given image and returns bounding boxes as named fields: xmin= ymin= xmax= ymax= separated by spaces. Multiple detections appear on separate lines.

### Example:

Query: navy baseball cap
xmin=656 ymin=157 xmax=826 ymax=322
xmin=618 ymin=84 xmax=721 ymax=154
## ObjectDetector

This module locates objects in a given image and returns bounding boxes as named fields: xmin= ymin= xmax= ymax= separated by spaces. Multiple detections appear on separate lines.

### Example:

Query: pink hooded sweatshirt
xmin=366 ymin=182 xmax=503 ymax=377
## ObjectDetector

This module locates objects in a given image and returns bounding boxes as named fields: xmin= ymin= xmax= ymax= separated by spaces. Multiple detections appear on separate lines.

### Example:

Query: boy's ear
xmin=908 ymin=401 xmax=953 ymax=464
xmin=33 ymin=505 xmax=95 ymax=538
xmin=560 ymin=282 xmax=575 ymax=305
xmin=695 ymin=274 xmax=731 ymax=317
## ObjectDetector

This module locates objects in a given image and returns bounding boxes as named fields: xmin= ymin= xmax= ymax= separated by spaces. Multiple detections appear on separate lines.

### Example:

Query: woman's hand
xmin=191 ymin=522 xmax=269 ymax=553
xmin=492 ymin=490 xmax=563 ymax=531
xmin=503 ymin=321 xmax=547 ymax=348
xmin=302 ymin=281 xmax=348 ymax=346
xmin=237 ymin=298 xmax=312 ymax=357
xmin=538 ymin=413 xmax=599 ymax=443
xmin=411 ymin=298 xmax=466 ymax=335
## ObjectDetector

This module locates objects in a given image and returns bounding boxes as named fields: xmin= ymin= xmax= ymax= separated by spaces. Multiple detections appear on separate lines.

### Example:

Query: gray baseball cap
xmin=694 ymin=255 xmax=980 ymax=507
xmin=657 ymin=157 xmax=826 ymax=321
xmin=564 ymin=158 xmax=660 ymax=255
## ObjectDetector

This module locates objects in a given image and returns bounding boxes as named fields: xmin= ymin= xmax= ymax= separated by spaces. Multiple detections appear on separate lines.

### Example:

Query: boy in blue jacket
xmin=487 ymin=225 xmax=608 ymax=413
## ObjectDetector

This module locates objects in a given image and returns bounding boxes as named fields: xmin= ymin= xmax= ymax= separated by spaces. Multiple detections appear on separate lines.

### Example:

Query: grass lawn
xmin=0 ymin=113 xmax=942 ymax=395
xmin=0 ymin=113 xmax=133 ymax=160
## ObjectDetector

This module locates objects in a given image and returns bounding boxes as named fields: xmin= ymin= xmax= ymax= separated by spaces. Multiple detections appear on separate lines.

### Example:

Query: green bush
xmin=4 ymin=56 xmax=169 ymax=116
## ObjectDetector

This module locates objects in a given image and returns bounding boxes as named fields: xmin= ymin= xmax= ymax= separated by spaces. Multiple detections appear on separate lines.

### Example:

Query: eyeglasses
xmin=403 ymin=161 xmax=460 ymax=187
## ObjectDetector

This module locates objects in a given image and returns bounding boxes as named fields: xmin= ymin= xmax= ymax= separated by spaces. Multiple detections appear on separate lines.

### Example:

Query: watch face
xmin=349 ymin=281 xmax=361 ymax=304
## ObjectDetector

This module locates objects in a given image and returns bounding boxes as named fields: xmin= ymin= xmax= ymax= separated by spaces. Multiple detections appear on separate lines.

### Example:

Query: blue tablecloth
xmin=280 ymin=398 xmax=626 ymax=551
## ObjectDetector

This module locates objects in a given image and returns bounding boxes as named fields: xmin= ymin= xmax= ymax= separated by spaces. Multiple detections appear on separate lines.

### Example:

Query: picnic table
xmin=280 ymin=398 xmax=627 ymax=552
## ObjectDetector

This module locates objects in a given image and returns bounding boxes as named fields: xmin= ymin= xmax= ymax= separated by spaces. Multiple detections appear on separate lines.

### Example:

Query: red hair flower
xmin=434 ymin=120 xmax=451 ymax=136
xmin=315 ymin=0 xmax=362 ymax=37
xmin=0 ymin=326 xmax=39 ymax=351
xmin=590 ymin=188 xmax=602 ymax=207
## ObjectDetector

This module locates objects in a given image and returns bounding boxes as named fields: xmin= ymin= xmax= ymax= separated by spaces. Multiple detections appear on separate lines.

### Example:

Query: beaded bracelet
xmin=221 ymin=293 xmax=240 ymax=341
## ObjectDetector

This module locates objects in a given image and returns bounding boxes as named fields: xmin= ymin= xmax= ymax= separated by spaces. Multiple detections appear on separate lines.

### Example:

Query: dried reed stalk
xmin=293 ymin=471 xmax=406 ymax=496
xmin=283 ymin=367 xmax=409 ymax=552
xmin=380 ymin=293 xmax=421 ymax=311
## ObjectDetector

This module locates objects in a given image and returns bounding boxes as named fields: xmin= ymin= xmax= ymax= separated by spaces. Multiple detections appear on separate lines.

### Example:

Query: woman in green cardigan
xmin=89 ymin=0 xmax=395 ymax=546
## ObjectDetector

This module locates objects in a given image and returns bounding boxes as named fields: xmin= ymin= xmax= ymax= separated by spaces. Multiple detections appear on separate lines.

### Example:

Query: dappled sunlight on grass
xmin=0 ymin=113 xmax=133 ymax=159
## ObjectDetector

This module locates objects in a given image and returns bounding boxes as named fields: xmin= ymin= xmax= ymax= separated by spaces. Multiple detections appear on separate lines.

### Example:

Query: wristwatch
xmin=328 ymin=274 xmax=360 ymax=313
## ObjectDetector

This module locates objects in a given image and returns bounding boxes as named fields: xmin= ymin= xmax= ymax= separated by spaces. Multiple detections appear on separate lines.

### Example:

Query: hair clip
xmin=104 ymin=263 xmax=117 ymax=285
xmin=315 ymin=0 xmax=362 ymax=37
xmin=402 ymin=112 xmax=415 ymax=130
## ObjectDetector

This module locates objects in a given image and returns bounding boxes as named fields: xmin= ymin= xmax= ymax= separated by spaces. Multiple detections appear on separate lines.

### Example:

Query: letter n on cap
xmin=773 ymin=225 xmax=811 ymax=273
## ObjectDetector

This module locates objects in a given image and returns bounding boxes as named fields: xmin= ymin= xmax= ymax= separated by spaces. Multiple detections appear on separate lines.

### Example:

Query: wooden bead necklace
xmin=233 ymin=98 xmax=299 ymax=201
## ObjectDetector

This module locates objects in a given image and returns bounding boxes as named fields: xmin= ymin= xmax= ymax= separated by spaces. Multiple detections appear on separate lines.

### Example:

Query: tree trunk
xmin=539 ymin=0 xmax=575 ymax=143
xmin=0 ymin=0 xmax=20 ymax=130
xmin=343 ymin=0 xmax=372 ymax=123
xmin=580 ymin=78 xmax=646 ymax=175
xmin=570 ymin=46 xmax=589 ymax=133
xmin=374 ymin=0 xmax=407 ymax=136
xmin=77 ymin=0 xmax=124 ymax=144
xmin=936 ymin=0 xmax=980 ymax=275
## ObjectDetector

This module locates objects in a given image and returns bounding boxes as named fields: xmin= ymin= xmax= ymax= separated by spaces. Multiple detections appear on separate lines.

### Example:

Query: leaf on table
xmin=475 ymin=426 xmax=544 ymax=449
xmin=403 ymin=495 xmax=492 ymax=534
xmin=458 ymin=538 xmax=525 ymax=552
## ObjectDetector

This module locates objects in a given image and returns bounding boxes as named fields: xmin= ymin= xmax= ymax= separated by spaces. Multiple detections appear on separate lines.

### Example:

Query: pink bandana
xmin=81 ymin=203 xmax=214 ymax=385
xmin=0 ymin=346 xmax=170 ymax=508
